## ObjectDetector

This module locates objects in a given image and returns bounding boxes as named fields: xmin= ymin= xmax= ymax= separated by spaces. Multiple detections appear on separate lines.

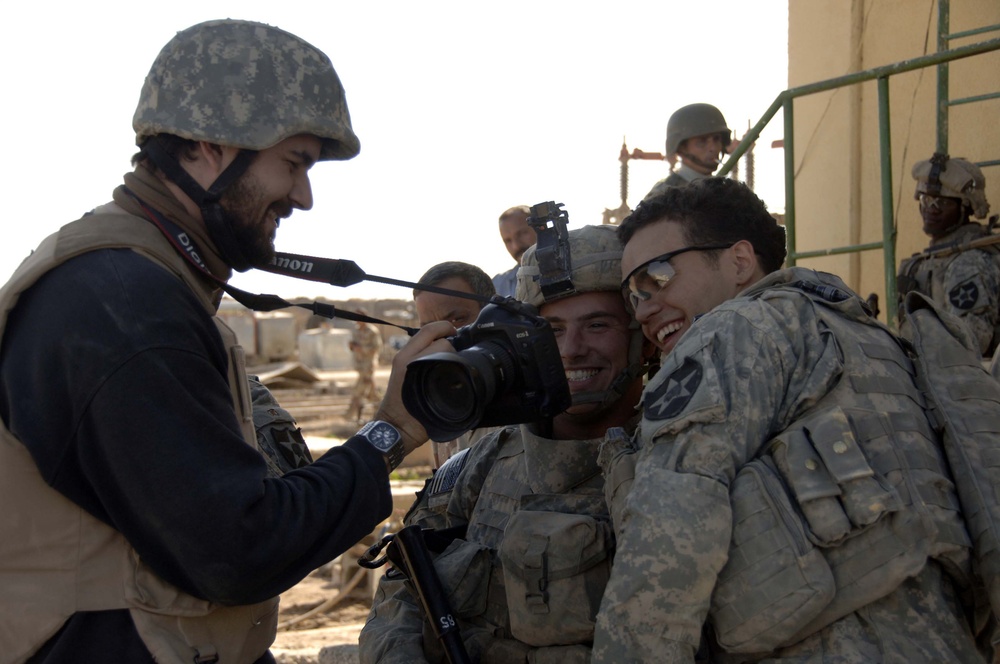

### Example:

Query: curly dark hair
xmin=618 ymin=178 xmax=787 ymax=274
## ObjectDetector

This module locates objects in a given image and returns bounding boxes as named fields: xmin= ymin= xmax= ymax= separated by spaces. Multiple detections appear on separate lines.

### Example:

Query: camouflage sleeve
xmin=248 ymin=377 xmax=313 ymax=478
xmin=359 ymin=431 xmax=506 ymax=664
xmin=598 ymin=426 xmax=639 ymax=534
xmin=359 ymin=473 xmax=440 ymax=664
xmin=940 ymin=250 xmax=1000 ymax=355
xmin=359 ymin=569 xmax=432 ymax=664
xmin=896 ymin=255 xmax=920 ymax=293
xmin=593 ymin=298 xmax=836 ymax=662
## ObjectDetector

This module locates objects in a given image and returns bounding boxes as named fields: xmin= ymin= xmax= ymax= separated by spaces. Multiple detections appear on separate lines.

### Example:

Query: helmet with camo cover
xmin=516 ymin=224 xmax=623 ymax=305
xmin=132 ymin=19 xmax=359 ymax=272
xmin=134 ymin=19 xmax=359 ymax=161
xmin=912 ymin=154 xmax=990 ymax=220
xmin=516 ymin=223 xmax=653 ymax=407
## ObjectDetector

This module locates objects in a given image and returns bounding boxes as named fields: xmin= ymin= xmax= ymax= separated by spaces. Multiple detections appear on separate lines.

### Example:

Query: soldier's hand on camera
xmin=374 ymin=321 xmax=457 ymax=455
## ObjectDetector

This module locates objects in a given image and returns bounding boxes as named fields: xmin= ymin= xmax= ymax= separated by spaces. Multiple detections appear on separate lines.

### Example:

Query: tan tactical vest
xmin=0 ymin=204 xmax=275 ymax=664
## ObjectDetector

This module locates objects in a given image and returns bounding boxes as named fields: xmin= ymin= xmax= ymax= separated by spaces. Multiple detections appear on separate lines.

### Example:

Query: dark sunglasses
xmin=620 ymin=244 xmax=733 ymax=311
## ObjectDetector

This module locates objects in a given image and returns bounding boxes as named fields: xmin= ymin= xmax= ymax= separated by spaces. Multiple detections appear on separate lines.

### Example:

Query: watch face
xmin=367 ymin=422 xmax=400 ymax=452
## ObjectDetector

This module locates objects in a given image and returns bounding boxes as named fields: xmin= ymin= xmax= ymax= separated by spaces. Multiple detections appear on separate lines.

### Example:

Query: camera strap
xmin=124 ymin=188 xmax=421 ymax=334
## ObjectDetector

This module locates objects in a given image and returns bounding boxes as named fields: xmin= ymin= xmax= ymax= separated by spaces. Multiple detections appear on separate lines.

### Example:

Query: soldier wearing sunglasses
xmin=897 ymin=153 xmax=996 ymax=356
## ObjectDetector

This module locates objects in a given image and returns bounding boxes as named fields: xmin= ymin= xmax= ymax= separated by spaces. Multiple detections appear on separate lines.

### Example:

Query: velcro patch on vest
xmin=427 ymin=448 xmax=471 ymax=496
xmin=949 ymin=280 xmax=980 ymax=310
xmin=644 ymin=356 xmax=703 ymax=420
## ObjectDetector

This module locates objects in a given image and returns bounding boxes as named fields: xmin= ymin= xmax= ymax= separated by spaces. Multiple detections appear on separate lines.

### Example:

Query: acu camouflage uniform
xmin=645 ymin=103 xmax=732 ymax=201
xmin=359 ymin=423 xmax=619 ymax=664
xmin=595 ymin=267 xmax=986 ymax=663
xmin=249 ymin=377 xmax=313 ymax=477
xmin=897 ymin=155 xmax=996 ymax=358
xmin=361 ymin=223 xmax=642 ymax=664
xmin=897 ymin=222 xmax=1000 ymax=357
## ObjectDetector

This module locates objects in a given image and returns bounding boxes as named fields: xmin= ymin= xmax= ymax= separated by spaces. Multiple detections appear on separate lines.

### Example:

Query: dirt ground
xmin=270 ymin=561 xmax=373 ymax=664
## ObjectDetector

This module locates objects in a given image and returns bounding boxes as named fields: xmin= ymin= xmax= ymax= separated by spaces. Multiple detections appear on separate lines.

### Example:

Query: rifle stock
xmin=360 ymin=525 xmax=472 ymax=664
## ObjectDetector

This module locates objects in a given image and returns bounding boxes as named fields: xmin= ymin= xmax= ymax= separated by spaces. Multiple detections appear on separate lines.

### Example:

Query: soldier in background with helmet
xmin=359 ymin=224 xmax=657 ymax=664
xmin=645 ymin=102 xmax=742 ymax=199
xmin=897 ymin=153 xmax=997 ymax=357
xmin=0 ymin=19 xmax=447 ymax=663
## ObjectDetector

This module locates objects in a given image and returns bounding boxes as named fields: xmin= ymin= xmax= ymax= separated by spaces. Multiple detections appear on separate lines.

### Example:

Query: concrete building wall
xmin=787 ymin=0 xmax=1000 ymax=321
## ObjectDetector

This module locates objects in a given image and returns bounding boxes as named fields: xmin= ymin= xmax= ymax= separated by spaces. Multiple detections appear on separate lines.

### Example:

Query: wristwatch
xmin=357 ymin=420 xmax=405 ymax=472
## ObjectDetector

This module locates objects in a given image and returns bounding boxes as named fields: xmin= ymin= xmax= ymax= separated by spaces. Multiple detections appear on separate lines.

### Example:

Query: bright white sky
xmin=2 ymin=1 xmax=788 ymax=301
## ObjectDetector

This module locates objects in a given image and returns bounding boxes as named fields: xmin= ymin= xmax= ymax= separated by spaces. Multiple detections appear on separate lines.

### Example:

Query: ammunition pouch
xmin=427 ymin=537 xmax=493 ymax=620
xmin=712 ymin=407 xmax=934 ymax=653
xmin=711 ymin=456 xmax=835 ymax=653
xmin=499 ymin=495 xmax=613 ymax=647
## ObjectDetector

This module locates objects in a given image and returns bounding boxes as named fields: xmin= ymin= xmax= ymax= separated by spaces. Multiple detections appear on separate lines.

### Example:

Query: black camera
xmin=401 ymin=298 xmax=570 ymax=442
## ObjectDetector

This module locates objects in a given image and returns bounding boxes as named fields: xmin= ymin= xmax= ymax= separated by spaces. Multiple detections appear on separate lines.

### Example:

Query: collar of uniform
xmin=742 ymin=267 xmax=873 ymax=323
xmin=519 ymin=423 xmax=603 ymax=494
xmin=115 ymin=166 xmax=233 ymax=285
xmin=676 ymin=163 xmax=709 ymax=183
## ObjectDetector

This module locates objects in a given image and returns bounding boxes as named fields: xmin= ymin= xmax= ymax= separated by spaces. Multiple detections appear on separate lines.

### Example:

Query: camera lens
xmin=417 ymin=362 xmax=477 ymax=424
xmin=402 ymin=341 xmax=516 ymax=442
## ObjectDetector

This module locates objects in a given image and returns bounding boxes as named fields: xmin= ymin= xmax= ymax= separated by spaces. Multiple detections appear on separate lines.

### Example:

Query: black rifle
xmin=359 ymin=525 xmax=472 ymax=664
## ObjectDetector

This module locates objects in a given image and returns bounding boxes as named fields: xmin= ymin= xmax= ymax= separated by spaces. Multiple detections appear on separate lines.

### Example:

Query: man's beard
xmin=218 ymin=174 xmax=290 ymax=267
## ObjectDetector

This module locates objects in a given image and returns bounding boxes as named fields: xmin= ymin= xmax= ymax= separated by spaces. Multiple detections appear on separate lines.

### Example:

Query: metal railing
xmin=718 ymin=34 xmax=1000 ymax=328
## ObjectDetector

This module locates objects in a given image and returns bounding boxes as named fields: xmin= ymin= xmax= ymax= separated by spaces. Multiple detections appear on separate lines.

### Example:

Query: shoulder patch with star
xmin=949 ymin=280 xmax=980 ymax=310
xmin=644 ymin=357 xmax=704 ymax=420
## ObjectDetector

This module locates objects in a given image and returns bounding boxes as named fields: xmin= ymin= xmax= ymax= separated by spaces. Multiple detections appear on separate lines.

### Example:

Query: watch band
xmin=358 ymin=420 xmax=405 ymax=471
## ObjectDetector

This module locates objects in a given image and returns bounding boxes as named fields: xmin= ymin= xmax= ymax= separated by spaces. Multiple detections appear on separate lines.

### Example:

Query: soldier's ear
xmin=189 ymin=141 xmax=241 ymax=180
xmin=730 ymin=240 xmax=760 ymax=287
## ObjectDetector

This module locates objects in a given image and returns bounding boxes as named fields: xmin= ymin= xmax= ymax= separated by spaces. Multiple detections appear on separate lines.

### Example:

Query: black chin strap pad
xmin=142 ymin=137 xmax=258 ymax=271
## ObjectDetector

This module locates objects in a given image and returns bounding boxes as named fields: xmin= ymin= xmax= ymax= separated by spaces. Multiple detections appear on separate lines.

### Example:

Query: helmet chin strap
xmin=679 ymin=150 xmax=720 ymax=173
xmin=142 ymin=137 xmax=259 ymax=272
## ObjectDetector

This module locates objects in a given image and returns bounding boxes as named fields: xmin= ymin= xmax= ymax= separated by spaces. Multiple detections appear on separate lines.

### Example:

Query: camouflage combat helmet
xmin=132 ymin=20 xmax=358 ymax=272
xmin=913 ymin=153 xmax=990 ymax=220
xmin=134 ymin=19 xmax=359 ymax=161
xmin=517 ymin=223 xmax=652 ymax=408
xmin=666 ymin=103 xmax=731 ymax=157
xmin=516 ymin=224 xmax=623 ymax=306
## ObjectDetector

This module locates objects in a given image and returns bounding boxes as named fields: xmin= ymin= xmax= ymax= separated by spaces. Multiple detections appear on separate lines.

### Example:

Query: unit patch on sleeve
xmin=949 ymin=280 xmax=980 ymax=310
xmin=644 ymin=357 xmax=703 ymax=421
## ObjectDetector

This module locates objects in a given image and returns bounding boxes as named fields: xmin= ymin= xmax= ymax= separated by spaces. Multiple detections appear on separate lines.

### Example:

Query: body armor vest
xmin=897 ymin=223 xmax=1000 ymax=355
xmin=0 ymin=205 xmax=276 ymax=664
xmin=710 ymin=281 xmax=972 ymax=653
xmin=429 ymin=426 xmax=613 ymax=661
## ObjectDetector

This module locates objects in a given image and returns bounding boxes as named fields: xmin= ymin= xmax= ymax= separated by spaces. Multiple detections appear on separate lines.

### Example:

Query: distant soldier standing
xmin=348 ymin=317 xmax=383 ymax=423
xmin=897 ymin=153 xmax=996 ymax=357
xmin=645 ymin=103 xmax=742 ymax=199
